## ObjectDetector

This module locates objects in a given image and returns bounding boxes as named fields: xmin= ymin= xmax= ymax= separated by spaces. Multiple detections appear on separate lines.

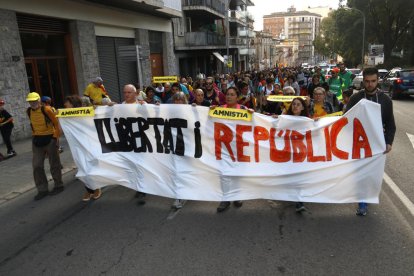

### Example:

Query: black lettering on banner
xmin=114 ymin=118 xmax=133 ymax=152
xmin=194 ymin=121 xmax=202 ymax=158
xmin=169 ymin=118 xmax=187 ymax=156
xmin=95 ymin=117 xmax=189 ymax=156
xmin=147 ymin=117 xmax=165 ymax=153
xmin=94 ymin=118 xmax=119 ymax=153
xmin=163 ymin=119 xmax=174 ymax=154
xmin=136 ymin=117 xmax=153 ymax=153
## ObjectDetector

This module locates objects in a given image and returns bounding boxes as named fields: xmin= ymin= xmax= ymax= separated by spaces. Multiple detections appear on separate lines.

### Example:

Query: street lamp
xmin=343 ymin=7 xmax=365 ymax=68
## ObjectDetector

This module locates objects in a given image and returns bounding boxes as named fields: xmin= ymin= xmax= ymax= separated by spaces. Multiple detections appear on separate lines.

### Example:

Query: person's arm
xmin=382 ymin=96 xmax=396 ymax=153
xmin=45 ymin=107 xmax=60 ymax=138
xmin=0 ymin=111 xmax=13 ymax=126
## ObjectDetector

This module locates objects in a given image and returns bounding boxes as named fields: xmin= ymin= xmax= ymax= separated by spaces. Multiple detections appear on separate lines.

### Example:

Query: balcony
xmin=84 ymin=0 xmax=182 ymax=18
xmin=182 ymin=0 xmax=226 ymax=19
xmin=229 ymin=10 xmax=246 ymax=25
xmin=289 ymin=24 xmax=312 ymax=30
xmin=239 ymin=48 xmax=256 ymax=55
xmin=174 ymin=31 xmax=225 ymax=49
xmin=238 ymin=29 xmax=255 ymax=38
xmin=229 ymin=36 xmax=248 ymax=46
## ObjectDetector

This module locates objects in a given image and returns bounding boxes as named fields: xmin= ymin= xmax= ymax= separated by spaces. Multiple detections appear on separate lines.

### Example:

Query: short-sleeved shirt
xmin=0 ymin=109 xmax=13 ymax=129
xmin=84 ymin=83 xmax=108 ymax=105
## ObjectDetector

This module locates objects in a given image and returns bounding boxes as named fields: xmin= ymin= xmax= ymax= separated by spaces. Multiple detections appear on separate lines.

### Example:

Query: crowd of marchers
xmin=1 ymin=64 xmax=395 ymax=217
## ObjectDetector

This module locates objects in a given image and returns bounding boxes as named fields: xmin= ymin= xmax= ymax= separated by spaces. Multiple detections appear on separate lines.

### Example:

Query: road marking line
xmin=383 ymin=172 xmax=414 ymax=217
xmin=407 ymin=133 xmax=414 ymax=150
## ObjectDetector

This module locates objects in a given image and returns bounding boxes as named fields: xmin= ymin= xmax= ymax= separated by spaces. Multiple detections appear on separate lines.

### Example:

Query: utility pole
xmin=225 ymin=0 xmax=230 ymax=73
xmin=245 ymin=5 xmax=249 ymax=71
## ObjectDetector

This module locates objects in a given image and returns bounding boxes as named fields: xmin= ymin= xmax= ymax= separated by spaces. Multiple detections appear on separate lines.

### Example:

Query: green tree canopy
xmin=314 ymin=0 xmax=414 ymax=67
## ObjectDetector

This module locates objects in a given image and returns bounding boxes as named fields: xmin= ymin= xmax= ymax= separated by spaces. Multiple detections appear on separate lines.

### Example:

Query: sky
xmin=248 ymin=0 xmax=340 ymax=31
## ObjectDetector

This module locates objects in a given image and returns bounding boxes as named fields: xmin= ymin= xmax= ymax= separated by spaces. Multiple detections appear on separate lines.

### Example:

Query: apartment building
xmin=0 ymin=0 xmax=181 ymax=140
xmin=253 ymin=31 xmax=274 ymax=70
xmin=173 ymin=0 xmax=254 ymax=77
xmin=263 ymin=6 xmax=322 ymax=65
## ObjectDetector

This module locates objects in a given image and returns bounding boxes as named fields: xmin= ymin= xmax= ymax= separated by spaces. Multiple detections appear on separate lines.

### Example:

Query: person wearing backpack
xmin=26 ymin=92 xmax=64 ymax=200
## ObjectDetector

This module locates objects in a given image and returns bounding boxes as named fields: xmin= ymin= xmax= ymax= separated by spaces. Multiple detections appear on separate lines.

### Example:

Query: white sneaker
xmin=172 ymin=199 xmax=183 ymax=209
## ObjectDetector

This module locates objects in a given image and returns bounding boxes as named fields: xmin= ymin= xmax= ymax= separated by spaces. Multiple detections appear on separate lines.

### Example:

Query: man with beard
xmin=204 ymin=77 xmax=225 ymax=105
xmin=345 ymin=67 xmax=396 ymax=216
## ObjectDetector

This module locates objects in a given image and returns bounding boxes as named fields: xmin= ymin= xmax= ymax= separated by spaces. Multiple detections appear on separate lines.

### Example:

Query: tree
xmin=348 ymin=0 xmax=414 ymax=64
xmin=314 ymin=9 xmax=364 ymax=67
xmin=315 ymin=0 xmax=414 ymax=67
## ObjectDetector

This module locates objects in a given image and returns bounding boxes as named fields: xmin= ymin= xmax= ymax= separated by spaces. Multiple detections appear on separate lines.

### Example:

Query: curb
xmin=383 ymin=172 xmax=414 ymax=230
xmin=0 ymin=166 xmax=77 ymax=205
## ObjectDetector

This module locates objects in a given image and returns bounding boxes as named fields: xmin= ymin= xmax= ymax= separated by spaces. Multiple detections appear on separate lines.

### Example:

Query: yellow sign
xmin=227 ymin=55 xmax=233 ymax=68
xmin=209 ymin=107 xmax=252 ymax=122
xmin=152 ymin=76 xmax=178 ymax=83
xmin=323 ymin=111 xmax=343 ymax=117
xmin=57 ymin=107 xmax=95 ymax=117
xmin=266 ymin=95 xmax=307 ymax=102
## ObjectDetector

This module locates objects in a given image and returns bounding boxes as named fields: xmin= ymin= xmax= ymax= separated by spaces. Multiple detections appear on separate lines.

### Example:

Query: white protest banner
xmin=59 ymin=100 xmax=386 ymax=203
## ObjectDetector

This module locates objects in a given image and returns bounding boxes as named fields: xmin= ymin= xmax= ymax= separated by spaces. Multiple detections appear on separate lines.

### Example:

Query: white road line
xmin=407 ymin=133 xmax=414 ymax=150
xmin=383 ymin=172 xmax=414 ymax=217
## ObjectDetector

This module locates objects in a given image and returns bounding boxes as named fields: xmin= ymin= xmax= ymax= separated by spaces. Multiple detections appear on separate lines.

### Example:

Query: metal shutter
xmin=96 ymin=37 xmax=138 ymax=103
xmin=115 ymin=38 xmax=138 ymax=93
xmin=96 ymin=36 xmax=120 ymax=102
xmin=17 ymin=14 xmax=67 ymax=33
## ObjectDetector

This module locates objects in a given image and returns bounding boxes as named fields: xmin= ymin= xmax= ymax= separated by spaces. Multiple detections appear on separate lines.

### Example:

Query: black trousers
xmin=0 ymin=126 xmax=13 ymax=152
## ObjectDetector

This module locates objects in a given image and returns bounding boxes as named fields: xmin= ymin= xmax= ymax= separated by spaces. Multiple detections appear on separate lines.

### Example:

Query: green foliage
xmin=315 ymin=0 xmax=414 ymax=66
xmin=314 ymin=9 xmax=364 ymax=66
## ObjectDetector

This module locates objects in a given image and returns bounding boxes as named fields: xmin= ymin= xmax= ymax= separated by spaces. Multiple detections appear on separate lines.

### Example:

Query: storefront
xmin=18 ymin=14 xmax=77 ymax=107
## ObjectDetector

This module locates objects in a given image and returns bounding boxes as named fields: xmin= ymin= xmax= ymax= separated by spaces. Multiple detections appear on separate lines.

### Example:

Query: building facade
xmin=253 ymin=31 xmax=274 ymax=70
xmin=173 ymin=0 xmax=254 ymax=78
xmin=263 ymin=6 xmax=321 ymax=65
xmin=0 ymin=0 xmax=180 ymax=142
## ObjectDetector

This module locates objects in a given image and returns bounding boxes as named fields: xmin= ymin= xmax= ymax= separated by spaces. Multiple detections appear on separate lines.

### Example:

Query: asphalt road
xmin=384 ymin=96 xmax=414 ymax=202
xmin=0 ymin=171 xmax=413 ymax=275
xmin=0 ymin=95 xmax=413 ymax=275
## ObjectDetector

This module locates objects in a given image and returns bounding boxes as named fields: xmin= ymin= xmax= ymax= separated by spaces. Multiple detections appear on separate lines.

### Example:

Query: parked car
xmin=377 ymin=69 xmax=388 ymax=86
xmin=352 ymin=72 xmax=364 ymax=89
xmin=378 ymin=69 xmax=388 ymax=79
xmin=381 ymin=68 xmax=414 ymax=99
xmin=348 ymin=68 xmax=361 ymax=75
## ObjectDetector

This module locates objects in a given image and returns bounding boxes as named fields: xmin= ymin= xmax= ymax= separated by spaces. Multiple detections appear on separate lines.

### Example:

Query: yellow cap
xmin=26 ymin=92 xmax=40 ymax=102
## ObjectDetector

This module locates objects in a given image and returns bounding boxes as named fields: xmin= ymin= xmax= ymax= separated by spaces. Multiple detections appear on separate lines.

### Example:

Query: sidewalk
xmin=0 ymin=136 xmax=77 ymax=205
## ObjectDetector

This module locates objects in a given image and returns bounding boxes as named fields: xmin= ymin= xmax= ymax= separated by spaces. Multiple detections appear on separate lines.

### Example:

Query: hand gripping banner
xmin=59 ymin=100 xmax=386 ymax=203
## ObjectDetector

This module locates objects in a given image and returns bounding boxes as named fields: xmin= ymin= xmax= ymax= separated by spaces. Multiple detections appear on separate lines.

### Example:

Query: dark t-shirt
xmin=345 ymin=89 xmax=396 ymax=145
xmin=0 ymin=109 xmax=13 ymax=129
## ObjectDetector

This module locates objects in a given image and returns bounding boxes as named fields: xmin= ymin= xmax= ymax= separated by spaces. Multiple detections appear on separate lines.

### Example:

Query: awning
xmin=213 ymin=52 xmax=225 ymax=63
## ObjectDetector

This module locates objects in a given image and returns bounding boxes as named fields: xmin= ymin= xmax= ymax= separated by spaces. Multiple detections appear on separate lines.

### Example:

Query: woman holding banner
xmin=171 ymin=91 xmax=188 ymax=210
xmin=63 ymin=95 xmax=102 ymax=202
xmin=285 ymin=97 xmax=310 ymax=213
xmin=211 ymin=87 xmax=253 ymax=213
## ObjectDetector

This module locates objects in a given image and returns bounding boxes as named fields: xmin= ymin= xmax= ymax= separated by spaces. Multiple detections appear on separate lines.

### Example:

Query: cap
xmin=94 ymin=77 xmax=103 ymax=83
xmin=332 ymin=67 xmax=340 ymax=73
xmin=41 ymin=96 xmax=51 ymax=103
xmin=26 ymin=92 xmax=41 ymax=102
xmin=0 ymin=99 xmax=5 ymax=106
